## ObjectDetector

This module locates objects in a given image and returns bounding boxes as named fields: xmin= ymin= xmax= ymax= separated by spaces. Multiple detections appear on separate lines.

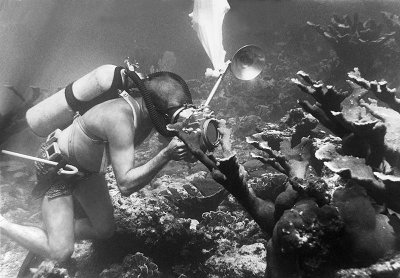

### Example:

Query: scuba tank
xmin=26 ymin=65 xmax=129 ymax=137
xmin=26 ymin=86 xmax=75 ymax=137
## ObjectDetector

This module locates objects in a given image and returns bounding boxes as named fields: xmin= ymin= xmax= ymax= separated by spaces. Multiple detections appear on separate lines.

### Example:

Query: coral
xmin=295 ymin=70 xmax=400 ymax=213
xmin=270 ymin=199 xmax=345 ymax=277
xmin=195 ymin=211 xmax=266 ymax=278
xmin=291 ymin=70 xmax=400 ymax=269
xmin=292 ymin=71 xmax=352 ymax=138
xmin=250 ymin=122 xmax=291 ymax=151
xmin=382 ymin=11 xmax=400 ymax=45
xmin=272 ymin=184 xmax=299 ymax=223
xmin=187 ymin=172 xmax=224 ymax=196
xmin=307 ymin=13 xmax=395 ymax=74
xmin=245 ymin=120 xmax=351 ymax=277
xmin=290 ymin=175 xmax=332 ymax=206
xmin=253 ymin=108 xmax=322 ymax=152
xmin=209 ymin=69 xmax=400 ymax=277
xmin=231 ymin=115 xmax=263 ymax=138
xmin=293 ymin=72 xmax=351 ymax=112
xmin=204 ymin=243 xmax=266 ymax=278
xmin=99 ymin=252 xmax=161 ymax=278
xmin=247 ymin=136 xmax=315 ymax=180
xmin=317 ymin=144 xmax=400 ymax=214
xmin=293 ymin=70 xmax=392 ymax=171
xmin=209 ymin=154 xmax=276 ymax=234
xmin=30 ymin=261 xmax=70 ymax=278
xmin=335 ymin=252 xmax=400 ymax=278
xmin=160 ymin=184 xmax=228 ymax=220
xmin=281 ymin=108 xmax=319 ymax=147
xmin=106 ymin=193 xmax=214 ymax=268
xmin=316 ymin=143 xmax=375 ymax=178
xmin=348 ymin=68 xmax=400 ymax=113
xmin=198 ymin=210 xmax=264 ymax=245
xmin=242 ymin=158 xmax=266 ymax=176
xmin=248 ymin=173 xmax=288 ymax=202
xmin=332 ymin=185 xmax=399 ymax=266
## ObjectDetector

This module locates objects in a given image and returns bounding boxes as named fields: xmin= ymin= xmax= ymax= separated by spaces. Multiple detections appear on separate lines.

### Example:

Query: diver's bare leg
xmin=0 ymin=195 xmax=75 ymax=261
xmin=73 ymin=174 xmax=115 ymax=240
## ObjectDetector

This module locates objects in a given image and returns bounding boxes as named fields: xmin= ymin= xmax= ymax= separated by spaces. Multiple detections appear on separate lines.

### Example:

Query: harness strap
xmin=67 ymin=115 xmax=109 ymax=174
xmin=67 ymin=117 xmax=81 ymax=169
xmin=99 ymin=147 xmax=109 ymax=174
xmin=119 ymin=90 xmax=139 ymax=128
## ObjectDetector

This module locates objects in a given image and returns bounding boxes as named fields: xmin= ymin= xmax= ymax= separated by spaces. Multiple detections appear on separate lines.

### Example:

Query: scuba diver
xmin=0 ymin=64 xmax=196 ymax=262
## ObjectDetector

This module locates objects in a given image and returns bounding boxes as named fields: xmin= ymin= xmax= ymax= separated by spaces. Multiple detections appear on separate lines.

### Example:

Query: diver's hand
xmin=165 ymin=137 xmax=195 ymax=162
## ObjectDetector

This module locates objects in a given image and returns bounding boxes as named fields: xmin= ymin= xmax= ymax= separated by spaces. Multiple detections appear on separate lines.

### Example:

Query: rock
xmin=335 ymin=252 xmax=400 ymax=278
xmin=99 ymin=252 xmax=161 ymax=278
xmin=31 ymin=261 xmax=70 ymax=278
xmin=205 ymin=243 xmax=266 ymax=278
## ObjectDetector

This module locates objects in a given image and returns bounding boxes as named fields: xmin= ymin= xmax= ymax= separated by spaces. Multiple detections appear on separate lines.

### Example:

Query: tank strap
xmin=65 ymin=82 xmax=81 ymax=112
xmin=109 ymin=66 xmax=125 ymax=92
xmin=119 ymin=91 xmax=139 ymax=128
xmin=65 ymin=66 xmax=125 ymax=114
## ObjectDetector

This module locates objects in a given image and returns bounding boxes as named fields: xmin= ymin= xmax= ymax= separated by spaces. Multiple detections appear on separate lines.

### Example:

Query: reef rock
xmin=332 ymin=185 xmax=399 ymax=266
xmin=206 ymin=69 xmax=400 ymax=277
xmin=30 ymin=261 xmax=70 ymax=278
xmin=307 ymin=13 xmax=395 ymax=75
xmin=99 ymin=252 xmax=161 ymax=278
xmin=335 ymin=252 xmax=400 ymax=278
xmin=268 ymin=199 xmax=344 ymax=277
xmin=382 ymin=11 xmax=400 ymax=45
xmin=205 ymin=242 xmax=266 ymax=278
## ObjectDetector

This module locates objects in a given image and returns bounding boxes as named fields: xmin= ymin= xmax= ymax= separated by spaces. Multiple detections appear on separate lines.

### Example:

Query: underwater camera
xmin=169 ymin=44 xmax=265 ymax=153
xmin=170 ymin=105 xmax=221 ymax=153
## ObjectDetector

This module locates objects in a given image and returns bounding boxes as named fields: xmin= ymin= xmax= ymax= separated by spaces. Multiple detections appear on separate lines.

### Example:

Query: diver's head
xmin=144 ymin=72 xmax=193 ymax=123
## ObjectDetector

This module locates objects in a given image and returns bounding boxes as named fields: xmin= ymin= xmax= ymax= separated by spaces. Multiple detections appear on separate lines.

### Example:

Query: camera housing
xmin=172 ymin=106 xmax=221 ymax=153
xmin=199 ymin=118 xmax=221 ymax=152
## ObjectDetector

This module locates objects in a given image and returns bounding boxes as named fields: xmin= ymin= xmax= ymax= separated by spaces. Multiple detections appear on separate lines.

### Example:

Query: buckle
xmin=46 ymin=129 xmax=62 ymax=144
xmin=45 ymin=142 xmax=62 ymax=162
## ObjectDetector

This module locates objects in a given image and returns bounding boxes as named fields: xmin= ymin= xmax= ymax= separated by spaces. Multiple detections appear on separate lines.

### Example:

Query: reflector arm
xmin=203 ymin=62 xmax=231 ymax=107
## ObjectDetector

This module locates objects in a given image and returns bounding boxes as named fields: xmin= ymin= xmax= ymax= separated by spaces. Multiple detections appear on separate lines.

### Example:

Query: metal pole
xmin=203 ymin=62 xmax=231 ymax=107
xmin=1 ymin=149 xmax=79 ymax=175
xmin=2 ymin=150 xmax=58 ymax=166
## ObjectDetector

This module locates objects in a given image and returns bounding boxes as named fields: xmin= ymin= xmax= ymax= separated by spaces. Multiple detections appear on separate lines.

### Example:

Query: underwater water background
xmin=0 ymin=0 xmax=398 ymax=90
xmin=1 ymin=0 xmax=400 ymax=277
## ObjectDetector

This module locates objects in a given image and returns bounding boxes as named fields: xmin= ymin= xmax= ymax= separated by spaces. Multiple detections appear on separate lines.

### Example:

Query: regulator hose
xmin=124 ymin=69 xmax=177 ymax=137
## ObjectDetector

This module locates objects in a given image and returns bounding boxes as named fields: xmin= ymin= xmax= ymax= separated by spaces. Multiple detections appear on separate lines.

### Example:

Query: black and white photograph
xmin=0 ymin=0 xmax=400 ymax=277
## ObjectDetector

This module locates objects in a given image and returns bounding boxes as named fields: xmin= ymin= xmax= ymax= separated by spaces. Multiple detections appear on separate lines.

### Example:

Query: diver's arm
xmin=124 ymin=151 xmax=174 ymax=195
xmin=116 ymin=149 xmax=172 ymax=196
xmin=106 ymin=109 xmax=188 ymax=196
xmin=119 ymin=138 xmax=190 ymax=196
xmin=112 ymin=140 xmax=188 ymax=196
